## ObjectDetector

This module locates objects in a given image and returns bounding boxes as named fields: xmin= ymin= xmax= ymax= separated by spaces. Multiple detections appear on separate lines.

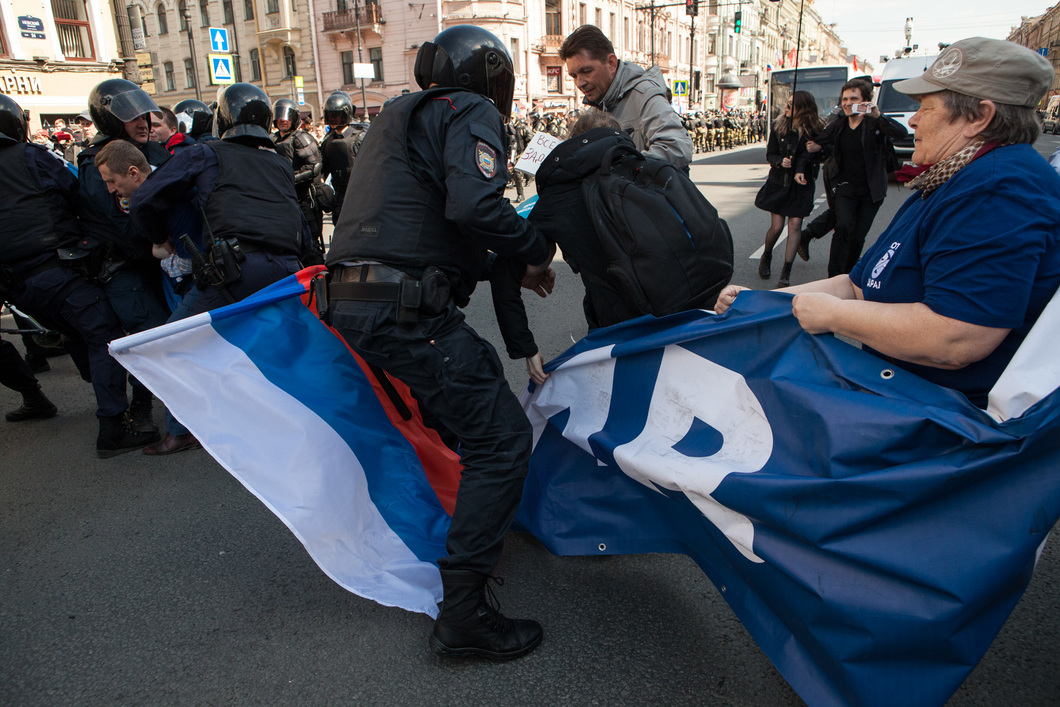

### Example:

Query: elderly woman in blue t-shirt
xmin=716 ymin=37 xmax=1060 ymax=408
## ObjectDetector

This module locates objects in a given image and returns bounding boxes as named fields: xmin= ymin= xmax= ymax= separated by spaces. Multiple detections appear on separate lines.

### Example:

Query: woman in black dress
xmin=754 ymin=90 xmax=824 ymax=287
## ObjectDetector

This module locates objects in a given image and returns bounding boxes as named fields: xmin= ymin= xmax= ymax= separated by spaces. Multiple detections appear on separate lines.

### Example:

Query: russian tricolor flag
xmin=110 ymin=267 xmax=461 ymax=617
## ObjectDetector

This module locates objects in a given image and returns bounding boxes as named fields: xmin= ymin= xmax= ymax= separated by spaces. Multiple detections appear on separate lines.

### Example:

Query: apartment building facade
xmin=0 ymin=0 xmax=127 ymax=131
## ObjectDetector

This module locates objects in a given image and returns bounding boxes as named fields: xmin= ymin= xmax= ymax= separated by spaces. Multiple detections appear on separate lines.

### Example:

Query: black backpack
xmin=580 ymin=142 xmax=734 ymax=316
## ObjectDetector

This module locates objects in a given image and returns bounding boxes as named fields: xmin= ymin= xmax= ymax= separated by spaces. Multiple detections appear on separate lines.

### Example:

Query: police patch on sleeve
xmin=475 ymin=140 xmax=497 ymax=178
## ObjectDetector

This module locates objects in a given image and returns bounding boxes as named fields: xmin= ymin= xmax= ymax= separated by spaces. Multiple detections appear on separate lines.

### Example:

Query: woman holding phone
xmin=754 ymin=90 xmax=824 ymax=287
xmin=804 ymin=78 xmax=908 ymax=277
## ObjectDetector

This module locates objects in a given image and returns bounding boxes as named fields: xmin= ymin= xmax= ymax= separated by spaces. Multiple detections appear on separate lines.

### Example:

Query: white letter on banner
xmin=612 ymin=346 xmax=772 ymax=562
xmin=531 ymin=345 xmax=772 ymax=562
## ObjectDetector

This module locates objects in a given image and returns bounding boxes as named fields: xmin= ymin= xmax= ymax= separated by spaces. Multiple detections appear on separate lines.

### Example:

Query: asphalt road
xmin=3 ymin=135 xmax=1060 ymax=706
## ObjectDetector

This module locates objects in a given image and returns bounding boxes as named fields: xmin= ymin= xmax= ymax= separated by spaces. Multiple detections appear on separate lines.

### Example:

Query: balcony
xmin=323 ymin=4 xmax=385 ymax=32
xmin=534 ymin=34 xmax=563 ymax=55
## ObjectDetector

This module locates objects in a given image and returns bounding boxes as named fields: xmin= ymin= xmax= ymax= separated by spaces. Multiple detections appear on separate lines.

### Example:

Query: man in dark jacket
xmin=805 ymin=78 xmax=907 ymax=276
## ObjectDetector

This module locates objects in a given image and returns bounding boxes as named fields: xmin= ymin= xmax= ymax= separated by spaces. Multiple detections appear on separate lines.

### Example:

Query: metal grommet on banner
xmin=880 ymin=369 xmax=895 ymax=380
xmin=598 ymin=543 xmax=607 ymax=552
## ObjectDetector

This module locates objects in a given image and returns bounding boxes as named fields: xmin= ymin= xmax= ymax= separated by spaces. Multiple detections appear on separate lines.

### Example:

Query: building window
xmin=610 ymin=12 xmax=615 ymax=43
xmin=708 ymin=0 xmax=717 ymax=15
xmin=0 ymin=14 xmax=7 ymax=57
xmin=185 ymin=57 xmax=196 ymax=87
xmin=283 ymin=46 xmax=296 ymax=77
xmin=250 ymin=48 xmax=261 ymax=80
xmin=704 ymin=72 xmax=715 ymax=94
xmin=223 ymin=0 xmax=233 ymax=23
xmin=341 ymin=50 xmax=354 ymax=84
xmin=510 ymin=38 xmax=520 ymax=74
xmin=578 ymin=3 xmax=586 ymax=26
xmin=157 ymin=4 xmax=168 ymax=33
xmin=545 ymin=0 xmax=561 ymax=36
xmin=266 ymin=0 xmax=279 ymax=13
xmin=370 ymin=47 xmax=383 ymax=81
xmin=164 ymin=61 xmax=175 ymax=90
xmin=200 ymin=0 xmax=210 ymax=26
xmin=178 ymin=0 xmax=188 ymax=29
xmin=51 ymin=0 xmax=96 ymax=60
xmin=594 ymin=8 xmax=601 ymax=29
xmin=244 ymin=0 xmax=254 ymax=20
xmin=546 ymin=65 xmax=561 ymax=93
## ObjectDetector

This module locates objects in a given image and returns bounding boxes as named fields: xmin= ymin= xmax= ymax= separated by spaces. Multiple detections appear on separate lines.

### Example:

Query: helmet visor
xmin=106 ymin=88 xmax=160 ymax=122
xmin=485 ymin=55 xmax=515 ymax=121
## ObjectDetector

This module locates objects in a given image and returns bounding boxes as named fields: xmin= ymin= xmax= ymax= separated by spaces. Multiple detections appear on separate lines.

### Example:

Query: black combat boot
xmin=430 ymin=569 xmax=542 ymax=661
xmin=6 ymin=387 xmax=58 ymax=422
xmin=127 ymin=385 xmax=159 ymax=434
xmin=96 ymin=413 xmax=160 ymax=459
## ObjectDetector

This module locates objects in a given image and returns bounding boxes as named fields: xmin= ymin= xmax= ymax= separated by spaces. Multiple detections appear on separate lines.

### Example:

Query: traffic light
xmin=734 ymin=11 xmax=742 ymax=34
xmin=686 ymin=0 xmax=698 ymax=16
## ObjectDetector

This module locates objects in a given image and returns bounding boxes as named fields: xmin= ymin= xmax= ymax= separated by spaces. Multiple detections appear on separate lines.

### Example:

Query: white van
xmin=876 ymin=55 xmax=938 ymax=157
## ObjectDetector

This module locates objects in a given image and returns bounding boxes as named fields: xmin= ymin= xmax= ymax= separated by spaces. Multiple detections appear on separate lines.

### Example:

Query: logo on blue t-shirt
xmin=867 ymin=241 xmax=902 ymax=288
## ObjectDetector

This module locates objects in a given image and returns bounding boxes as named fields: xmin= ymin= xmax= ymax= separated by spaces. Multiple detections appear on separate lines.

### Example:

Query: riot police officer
xmin=273 ymin=98 xmax=324 ymax=263
xmin=78 ymin=78 xmax=173 ymax=434
xmin=166 ymin=99 xmax=216 ymax=153
xmin=129 ymin=84 xmax=308 ymax=455
xmin=0 ymin=95 xmax=158 ymax=456
xmin=319 ymin=91 xmax=362 ymax=226
xmin=325 ymin=25 xmax=550 ymax=661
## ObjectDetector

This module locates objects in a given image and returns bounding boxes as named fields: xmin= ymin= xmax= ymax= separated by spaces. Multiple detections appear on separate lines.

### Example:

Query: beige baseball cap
xmin=894 ymin=37 xmax=1054 ymax=108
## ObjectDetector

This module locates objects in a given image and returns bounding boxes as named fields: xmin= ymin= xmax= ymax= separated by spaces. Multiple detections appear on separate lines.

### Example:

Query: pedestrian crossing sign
xmin=209 ymin=54 xmax=235 ymax=85
xmin=673 ymin=80 xmax=688 ymax=96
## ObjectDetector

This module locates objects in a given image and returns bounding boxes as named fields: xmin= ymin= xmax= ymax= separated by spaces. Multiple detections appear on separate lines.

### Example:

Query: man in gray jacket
xmin=560 ymin=25 xmax=692 ymax=169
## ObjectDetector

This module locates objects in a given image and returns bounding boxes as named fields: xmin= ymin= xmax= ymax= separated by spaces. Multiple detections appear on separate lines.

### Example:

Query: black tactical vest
xmin=326 ymin=88 xmax=488 ymax=280
xmin=321 ymin=128 xmax=359 ymax=189
xmin=202 ymin=139 xmax=302 ymax=254
xmin=0 ymin=142 xmax=80 ymax=264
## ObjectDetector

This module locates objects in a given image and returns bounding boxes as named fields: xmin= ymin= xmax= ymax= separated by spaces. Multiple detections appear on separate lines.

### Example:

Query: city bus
xmin=766 ymin=65 xmax=871 ymax=135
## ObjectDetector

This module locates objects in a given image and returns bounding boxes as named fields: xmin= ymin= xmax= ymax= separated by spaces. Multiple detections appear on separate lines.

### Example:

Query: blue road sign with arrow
xmin=210 ymin=27 xmax=229 ymax=53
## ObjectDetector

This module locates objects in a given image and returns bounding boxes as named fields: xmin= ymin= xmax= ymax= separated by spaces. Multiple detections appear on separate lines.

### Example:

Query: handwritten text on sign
xmin=514 ymin=131 xmax=562 ymax=176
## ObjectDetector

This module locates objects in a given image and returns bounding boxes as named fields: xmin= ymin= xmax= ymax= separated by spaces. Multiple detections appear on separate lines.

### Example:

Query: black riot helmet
xmin=214 ymin=83 xmax=274 ymax=145
xmin=174 ymin=99 xmax=214 ymax=139
xmin=323 ymin=91 xmax=354 ymax=127
xmin=88 ymin=78 xmax=159 ymax=139
xmin=414 ymin=25 xmax=515 ymax=120
xmin=0 ymin=94 xmax=29 ymax=143
xmin=273 ymin=98 xmax=300 ymax=130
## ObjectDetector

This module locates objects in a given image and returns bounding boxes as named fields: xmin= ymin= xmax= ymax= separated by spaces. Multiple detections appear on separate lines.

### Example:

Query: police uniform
xmin=273 ymin=127 xmax=324 ymax=261
xmin=130 ymin=137 xmax=306 ymax=315
xmin=326 ymin=87 xmax=548 ymax=579
xmin=0 ymin=134 xmax=138 ymax=443
xmin=319 ymin=124 xmax=363 ymax=225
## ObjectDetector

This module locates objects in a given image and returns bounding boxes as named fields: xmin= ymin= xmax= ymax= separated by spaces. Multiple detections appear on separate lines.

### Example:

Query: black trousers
xmin=0 ymin=335 xmax=39 ymax=395
xmin=828 ymin=192 xmax=883 ymax=278
xmin=9 ymin=266 xmax=128 ymax=417
xmin=330 ymin=297 xmax=533 ymax=575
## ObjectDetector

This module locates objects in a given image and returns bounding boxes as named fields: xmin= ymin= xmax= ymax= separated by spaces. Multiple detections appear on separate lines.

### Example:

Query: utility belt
xmin=327 ymin=263 xmax=451 ymax=327
xmin=180 ymin=235 xmax=245 ymax=300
